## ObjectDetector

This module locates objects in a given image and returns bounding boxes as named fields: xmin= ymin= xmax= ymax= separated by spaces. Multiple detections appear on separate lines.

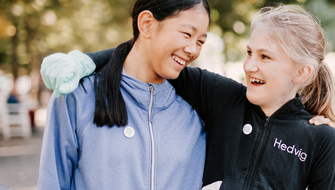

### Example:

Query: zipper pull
xmin=149 ymin=85 xmax=156 ymax=95
xmin=264 ymin=117 xmax=270 ymax=128
xmin=148 ymin=85 xmax=156 ymax=124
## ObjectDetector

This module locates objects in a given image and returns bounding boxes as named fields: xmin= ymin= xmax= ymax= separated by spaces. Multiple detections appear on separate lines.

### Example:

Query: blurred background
xmin=1 ymin=0 xmax=335 ymax=189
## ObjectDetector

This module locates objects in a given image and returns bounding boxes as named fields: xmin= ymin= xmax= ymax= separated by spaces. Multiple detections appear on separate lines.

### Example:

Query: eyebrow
xmin=247 ymin=45 xmax=274 ymax=54
xmin=182 ymin=24 xmax=208 ymax=38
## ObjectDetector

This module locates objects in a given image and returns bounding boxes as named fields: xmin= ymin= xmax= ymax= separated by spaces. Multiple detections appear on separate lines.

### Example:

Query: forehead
xmin=162 ymin=5 xmax=210 ymax=29
xmin=248 ymin=27 xmax=279 ymax=52
xmin=248 ymin=27 xmax=297 ymax=69
xmin=174 ymin=4 xmax=209 ymax=20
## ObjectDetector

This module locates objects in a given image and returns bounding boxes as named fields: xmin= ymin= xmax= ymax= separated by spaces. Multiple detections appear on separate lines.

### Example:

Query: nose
xmin=244 ymin=56 xmax=258 ymax=73
xmin=184 ymin=40 xmax=198 ymax=57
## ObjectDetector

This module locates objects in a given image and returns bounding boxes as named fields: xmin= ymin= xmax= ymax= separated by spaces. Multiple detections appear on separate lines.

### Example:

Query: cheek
xmin=243 ymin=56 xmax=248 ymax=64
xmin=187 ymin=46 xmax=202 ymax=63
xmin=172 ymin=34 xmax=186 ymax=45
xmin=277 ymin=78 xmax=293 ymax=89
xmin=266 ymin=75 xmax=290 ymax=94
xmin=242 ymin=58 xmax=250 ymax=71
xmin=194 ymin=47 xmax=202 ymax=59
xmin=270 ymin=68 xmax=294 ymax=84
xmin=246 ymin=89 xmax=259 ymax=105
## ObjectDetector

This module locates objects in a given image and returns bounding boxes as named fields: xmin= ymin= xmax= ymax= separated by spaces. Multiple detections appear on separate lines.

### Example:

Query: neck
xmin=123 ymin=41 xmax=165 ymax=84
xmin=262 ymin=106 xmax=283 ymax=117
xmin=261 ymin=92 xmax=297 ymax=117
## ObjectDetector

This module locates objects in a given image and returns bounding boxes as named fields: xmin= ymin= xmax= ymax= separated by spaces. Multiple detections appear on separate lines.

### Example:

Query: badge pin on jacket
xmin=243 ymin=124 xmax=253 ymax=135
xmin=124 ymin=126 xmax=135 ymax=138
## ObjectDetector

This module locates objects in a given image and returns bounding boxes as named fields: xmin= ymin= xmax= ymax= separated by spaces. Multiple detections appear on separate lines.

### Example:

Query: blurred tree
xmin=207 ymin=0 xmax=335 ymax=62
xmin=0 ymin=0 xmax=334 ymax=85
xmin=307 ymin=0 xmax=335 ymax=52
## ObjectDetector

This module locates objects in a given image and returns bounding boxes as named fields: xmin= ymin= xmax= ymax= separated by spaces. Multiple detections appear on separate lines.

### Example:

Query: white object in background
xmin=1 ymin=103 xmax=31 ymax=140
xmin=0 ymin=94 xmax=9 ymax=140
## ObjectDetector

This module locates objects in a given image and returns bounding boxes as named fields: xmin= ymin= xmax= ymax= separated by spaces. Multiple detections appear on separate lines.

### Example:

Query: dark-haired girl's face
xmin=147 ymin=4 xmax=209 ymax=81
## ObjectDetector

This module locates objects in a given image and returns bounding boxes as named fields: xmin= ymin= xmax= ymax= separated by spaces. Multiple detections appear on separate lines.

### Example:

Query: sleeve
xmin=37 ymin=93 xmax=79 ymax=189
xmin=86 ymin=48 xmax=116 ymax=72
xmin=307 ymin=126 xmax=335 ymax=189
xmin=84 ymin=49 xmax=246 ymax=126
xmin=168 ymin=67 xmax=246 ymax=126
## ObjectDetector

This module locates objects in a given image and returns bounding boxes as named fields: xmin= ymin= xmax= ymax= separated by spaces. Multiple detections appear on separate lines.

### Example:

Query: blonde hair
xmin=251 ymin=4 xmax=335 ymax=122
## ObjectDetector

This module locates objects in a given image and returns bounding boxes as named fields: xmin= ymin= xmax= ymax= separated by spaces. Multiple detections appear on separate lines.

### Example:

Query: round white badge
xmin=124 ymin=126 xmax=135 ymax=138
xmin=243 ymin=124 xmax=253 ymax=135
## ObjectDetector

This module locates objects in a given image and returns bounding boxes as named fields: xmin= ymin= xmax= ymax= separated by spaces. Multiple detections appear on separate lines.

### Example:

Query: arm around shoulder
xmin=169 ymin=66 xmax=246 ymax=124
xmin=86 ymin=48 xmax=115 ymax=72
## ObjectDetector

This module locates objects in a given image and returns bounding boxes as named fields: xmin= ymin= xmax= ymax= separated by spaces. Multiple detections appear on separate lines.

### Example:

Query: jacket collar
xmin=121 ymin=71 xmax=177 ymax=111
xmin=275 ymin=94 xmax=305 ymax=118
xmin=252 ymin=93 xmax=305 ymax=119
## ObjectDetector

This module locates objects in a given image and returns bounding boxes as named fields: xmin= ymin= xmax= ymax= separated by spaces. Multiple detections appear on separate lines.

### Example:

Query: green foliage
xmin=0 ymin=0 xmax=334 ymax=76
xmin=0 ymin=50 xmax=7 ymax=64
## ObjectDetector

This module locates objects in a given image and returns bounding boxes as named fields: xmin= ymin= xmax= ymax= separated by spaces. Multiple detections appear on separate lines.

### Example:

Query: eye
xmin=197 ymin=40 xmax=205 ymax=45
xmin=184 ymin=32 xmax=191 ymax=38
xmin=262 ymin=54 xmax=270 ymax=59
xmin=247 ymin=50 xmax=252 ymax=56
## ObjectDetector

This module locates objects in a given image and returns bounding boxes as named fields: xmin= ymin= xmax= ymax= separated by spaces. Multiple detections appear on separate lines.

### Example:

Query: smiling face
xmin=147 ymin=4 xmax=209 ymax=81
xmin=244 ymin=27 xmax=301 ymax=116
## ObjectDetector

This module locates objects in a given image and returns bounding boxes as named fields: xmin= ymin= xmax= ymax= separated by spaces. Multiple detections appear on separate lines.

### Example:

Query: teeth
xmin=172 ymin=55 xmax=186 ymax=66
xmin=251 ymin=78 xmax=266 ymax=84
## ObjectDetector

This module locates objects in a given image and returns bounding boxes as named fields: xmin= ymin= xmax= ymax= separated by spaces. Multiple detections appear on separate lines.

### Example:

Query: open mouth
xmin=251 ymin=77 xmax=266 ymax=85
xmin=172 ymin=55 xmax=186 ymax=66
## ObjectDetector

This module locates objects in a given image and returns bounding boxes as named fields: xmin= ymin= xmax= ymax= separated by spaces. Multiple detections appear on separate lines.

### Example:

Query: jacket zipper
xmin=244 ymin=117 xmax=270 ymax=190
xmin=149 ymin=85 xmax=156 ymax=190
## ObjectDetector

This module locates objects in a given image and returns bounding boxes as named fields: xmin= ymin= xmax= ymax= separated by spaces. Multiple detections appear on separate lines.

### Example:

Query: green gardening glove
xmin=40 ymin=50 xmax=96 ymax=97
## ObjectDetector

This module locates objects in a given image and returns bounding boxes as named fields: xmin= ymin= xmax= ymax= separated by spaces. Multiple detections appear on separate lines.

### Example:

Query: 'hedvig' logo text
xmin=273 ymin=138 xmax=307 ymax=162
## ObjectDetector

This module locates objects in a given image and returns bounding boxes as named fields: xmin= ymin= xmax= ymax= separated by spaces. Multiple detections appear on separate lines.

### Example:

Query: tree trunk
xmin=11 ymin=21 xmax=19 ymax=80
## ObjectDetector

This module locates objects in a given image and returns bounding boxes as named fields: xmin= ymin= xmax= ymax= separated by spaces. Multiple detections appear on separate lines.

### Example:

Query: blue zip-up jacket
xmin=37 ymin=73 xmax=206 ymax=190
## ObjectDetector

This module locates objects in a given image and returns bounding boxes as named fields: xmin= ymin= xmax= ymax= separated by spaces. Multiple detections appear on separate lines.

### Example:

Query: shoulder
xmin=181 ymin=67 xmax=242 ymax=85
xmin=302 ymin=121 xmax=335 ymax=153
xmin=46 ymin=75 xmax=96 ymax=134
xmin=69 ymin=74 xmax=96 ymax=109
xmin=53 ymin=74 xmax=96 ymax=105
xmin=49 ymin=74 xmax=96 ymax=116
xmin=307 ymin=123 xmax=335 ymax=141
xmin=182 ymin=67 xmax=246 ymax=100
xmin=74 ymin=74 xmax=96 ymax=97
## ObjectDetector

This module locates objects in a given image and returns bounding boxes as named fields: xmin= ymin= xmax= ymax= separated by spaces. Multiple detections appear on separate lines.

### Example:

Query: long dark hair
xmin=94 ymin=0 xmax=211 ymax=127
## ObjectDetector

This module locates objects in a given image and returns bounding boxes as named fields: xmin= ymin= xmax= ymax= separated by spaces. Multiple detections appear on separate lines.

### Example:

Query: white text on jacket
xmin=273 ymin=138 xmax=307 ymax=162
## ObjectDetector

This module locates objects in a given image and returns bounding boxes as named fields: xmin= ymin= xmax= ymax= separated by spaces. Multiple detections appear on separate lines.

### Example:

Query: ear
xmin=137 ymin=10 xmax=155 ymax=39
xmin=293 ymin=65 xmax=312 ymax=84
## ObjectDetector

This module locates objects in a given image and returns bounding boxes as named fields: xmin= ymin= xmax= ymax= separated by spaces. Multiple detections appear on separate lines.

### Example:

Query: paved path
xmin=0 ymin=127 xmax=44 ymax=190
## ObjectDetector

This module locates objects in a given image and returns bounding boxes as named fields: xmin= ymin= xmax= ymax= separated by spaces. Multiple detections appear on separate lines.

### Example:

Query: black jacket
xmin=88 ymin=48 xmax=335 ymax=190
xmin=172 ymin=67 xmax=335 ymax=190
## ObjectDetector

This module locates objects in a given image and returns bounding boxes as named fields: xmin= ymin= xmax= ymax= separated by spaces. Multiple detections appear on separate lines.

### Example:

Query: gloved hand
xmin=40 ymin=50 xmax=96 ymax=97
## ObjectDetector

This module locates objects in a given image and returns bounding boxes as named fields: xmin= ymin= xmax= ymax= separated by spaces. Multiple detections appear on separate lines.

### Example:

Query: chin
xmin=246 ymin=91 xmax=259 ymax=105
xmin=163 ymin=71 xmax=182 ymax=80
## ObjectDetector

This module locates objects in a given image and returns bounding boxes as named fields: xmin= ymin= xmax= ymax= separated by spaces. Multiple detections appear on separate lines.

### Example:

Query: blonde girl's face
xmin=243 ymin=27 xmax=300 ymax=116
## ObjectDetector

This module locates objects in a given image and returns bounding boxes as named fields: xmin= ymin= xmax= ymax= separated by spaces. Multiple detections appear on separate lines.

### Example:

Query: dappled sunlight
xmin=1 ymin=0 xmax=335 ymax=189
xmin=325 ymin=52 xmax=335 ymax=73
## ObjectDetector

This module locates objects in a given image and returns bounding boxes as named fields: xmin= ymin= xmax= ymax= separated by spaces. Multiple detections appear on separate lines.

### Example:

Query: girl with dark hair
xmin=37 ymin=0 xmax=210 ymax=189
xmin=41 ymin=4 xmax=335 ymax=190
